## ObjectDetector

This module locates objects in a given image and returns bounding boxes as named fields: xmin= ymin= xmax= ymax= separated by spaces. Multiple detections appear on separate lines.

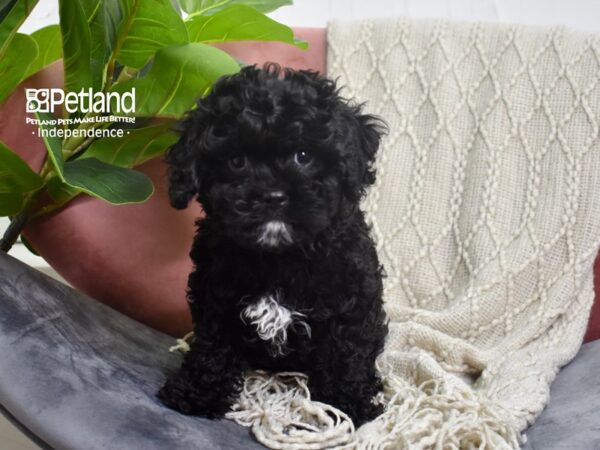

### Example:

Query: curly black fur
xmin=158 ymin=64 xmax=388 ymax=426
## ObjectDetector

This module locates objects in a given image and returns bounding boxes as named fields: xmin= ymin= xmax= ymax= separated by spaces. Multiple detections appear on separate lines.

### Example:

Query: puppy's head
xmin=167 ymin=63 xmax=384 ymax=252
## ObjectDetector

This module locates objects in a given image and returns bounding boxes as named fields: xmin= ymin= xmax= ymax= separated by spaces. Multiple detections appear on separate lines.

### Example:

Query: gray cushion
xmin=0 ymin=253 xmax=264 ymax=450
xmin=0 ymin=251 xmax=598 ymax=449
xmin=523 ymin=337 xmax=600 ymax=449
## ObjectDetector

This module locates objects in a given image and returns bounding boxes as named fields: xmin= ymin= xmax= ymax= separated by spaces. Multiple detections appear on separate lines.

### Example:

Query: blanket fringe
xmin=222 ymin=366 xmax=522 ymax=450
xmin=357 ymin=364 xmax=522 ymax=450
xmin=168 ymin=331 xmax=194 ymax=353
xmin=226 ymin=371 xmax=356 ymax=450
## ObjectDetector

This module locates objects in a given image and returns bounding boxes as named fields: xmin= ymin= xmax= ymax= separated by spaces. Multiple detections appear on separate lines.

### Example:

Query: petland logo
xmin=25 ymin=88 xmax=136 ymax=114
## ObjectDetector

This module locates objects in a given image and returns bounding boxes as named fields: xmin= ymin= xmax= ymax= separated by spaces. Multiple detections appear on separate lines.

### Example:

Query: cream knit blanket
xmin=222 ymin=17 xmax=600 ymax=449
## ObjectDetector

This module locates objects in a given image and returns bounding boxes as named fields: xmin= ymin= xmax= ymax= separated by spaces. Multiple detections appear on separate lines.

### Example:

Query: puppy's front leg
xmin=308 ymin=315 xmax=386 ymax=426
xmin=158 ymin=335 xmax=245 ymax=418
xmin=309 ymin=358 xmax=383 ymax=426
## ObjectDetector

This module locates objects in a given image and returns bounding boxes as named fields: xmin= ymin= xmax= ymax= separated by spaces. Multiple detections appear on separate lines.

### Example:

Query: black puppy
xmin=158 ymin=64 xmax=388 ymax=426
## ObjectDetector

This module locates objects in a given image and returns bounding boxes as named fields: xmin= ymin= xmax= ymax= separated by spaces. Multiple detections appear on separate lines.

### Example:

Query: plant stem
xmin=62 ymin=113 xmax=99 ymax=155
xmin=31 ymin=196 xmax=76 ymax=220
xmin=65 ymin=133 xmax=99 ymax=161
xmin=0 ymin=210 xmax=30 ymax=252
xmin=116 ymin=66 xmax=136 ymax=83
xmin=0 ymin=173 xmax=49 ymax=252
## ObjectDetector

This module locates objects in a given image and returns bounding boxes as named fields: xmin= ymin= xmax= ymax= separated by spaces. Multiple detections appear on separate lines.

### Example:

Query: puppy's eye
xmin=293 ymin=150 xmax=313 ymax=166
xmin=228 ymin=155 xmax=247 ymax=171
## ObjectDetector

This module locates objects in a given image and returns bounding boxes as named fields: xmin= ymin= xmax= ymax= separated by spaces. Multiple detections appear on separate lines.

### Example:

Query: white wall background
xmin=5 ymin=0 xmax=600 ymax=268
xmin=271 ymin=0 xmax=600 ymax=32
xmin=18 ymin=0 xmax=600 ymax=34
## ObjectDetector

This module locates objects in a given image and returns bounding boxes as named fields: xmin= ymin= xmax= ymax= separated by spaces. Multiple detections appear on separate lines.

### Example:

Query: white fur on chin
xmin=257 ymin=221 xmax=292 ymax=248
xmin=240 ymin=292 xmax=311 ymax=356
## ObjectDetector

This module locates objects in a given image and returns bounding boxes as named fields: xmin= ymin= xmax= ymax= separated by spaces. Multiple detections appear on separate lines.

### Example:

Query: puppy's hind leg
xmin=158 ymin=337 xmax=245 ymax=418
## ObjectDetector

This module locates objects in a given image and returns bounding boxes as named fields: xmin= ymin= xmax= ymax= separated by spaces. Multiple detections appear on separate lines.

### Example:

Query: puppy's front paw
xmin=310 ymin=376 xmax=385 ymax=427
xmin=350 ymin=399 xmax=384 ymax=427
xmin=157 ymin=336 xmax=246 ymax=418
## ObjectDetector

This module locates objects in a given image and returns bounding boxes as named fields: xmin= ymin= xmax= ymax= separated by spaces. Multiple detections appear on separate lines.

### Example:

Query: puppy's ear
xmin=165 ymin=134 xmax=198 ymax=209
xmin=166 ymin=106 xmax=211 ymax=209
xmin=340 ymin=106 xmax=386 ymax=200
xmin=355 ymin=112 xmax=385 ymax=187
xmin=165 ymin=69 xmax=243 ymax=209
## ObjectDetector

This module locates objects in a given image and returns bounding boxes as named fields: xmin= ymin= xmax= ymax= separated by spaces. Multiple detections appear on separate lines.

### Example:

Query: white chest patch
xmin=240 ymin=292 xmax=310 ymax=356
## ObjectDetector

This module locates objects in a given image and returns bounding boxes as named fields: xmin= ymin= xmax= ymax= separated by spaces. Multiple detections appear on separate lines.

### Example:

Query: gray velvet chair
xmin=1 ymin=252 xmax=599 ymax=449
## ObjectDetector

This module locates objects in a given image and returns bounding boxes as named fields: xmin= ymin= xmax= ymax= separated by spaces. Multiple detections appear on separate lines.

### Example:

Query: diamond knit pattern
xmin=326 ymin=17 xmax=600 ymax=447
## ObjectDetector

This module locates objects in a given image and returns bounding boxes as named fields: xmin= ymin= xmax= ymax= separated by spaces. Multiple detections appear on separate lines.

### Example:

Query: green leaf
xmin=34 ymin=112 xmax=154 ymax=205
xmin=111 ymin=43 xmax=239 ymax=117
xmin=63 ymin=157 xmax=154 ymax=204
xmin=0 ymin=140 xmax=43 ymax=194
xmin=180 ymin=0 xmax=291 ymax=15
xmin=59 ymin=0 xmax=94 ymax=93
xmin=0 ymin=193 xmax=22 ymax=215
xmin=23 ymin=24 xmax=62 ymax=79
xmin=0 ymin=0 xmax=39 ymax=58
xmin=0 ymin=0 xmax=16 ymax=21
xmin=0 ymin=33 xmax=37 ymax=104
xmin=58 ymin=0 xmax=125 ymax=93
xmin=115 ymin=0 xmax=188 ymax=69
xmin=186 ymin=4 xmax=307 ymax=49
xmin=80 ymin=0 xmax=124 ymax=89
xmin=81 ymin=123 xmax=178 ymax=167
xmin=34 ymin=111 xmax=65 ymax=178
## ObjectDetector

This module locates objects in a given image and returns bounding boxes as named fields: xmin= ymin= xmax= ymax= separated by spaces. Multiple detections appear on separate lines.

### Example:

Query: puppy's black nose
xmin=263 ymin=190 xmax=288 ymax=207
